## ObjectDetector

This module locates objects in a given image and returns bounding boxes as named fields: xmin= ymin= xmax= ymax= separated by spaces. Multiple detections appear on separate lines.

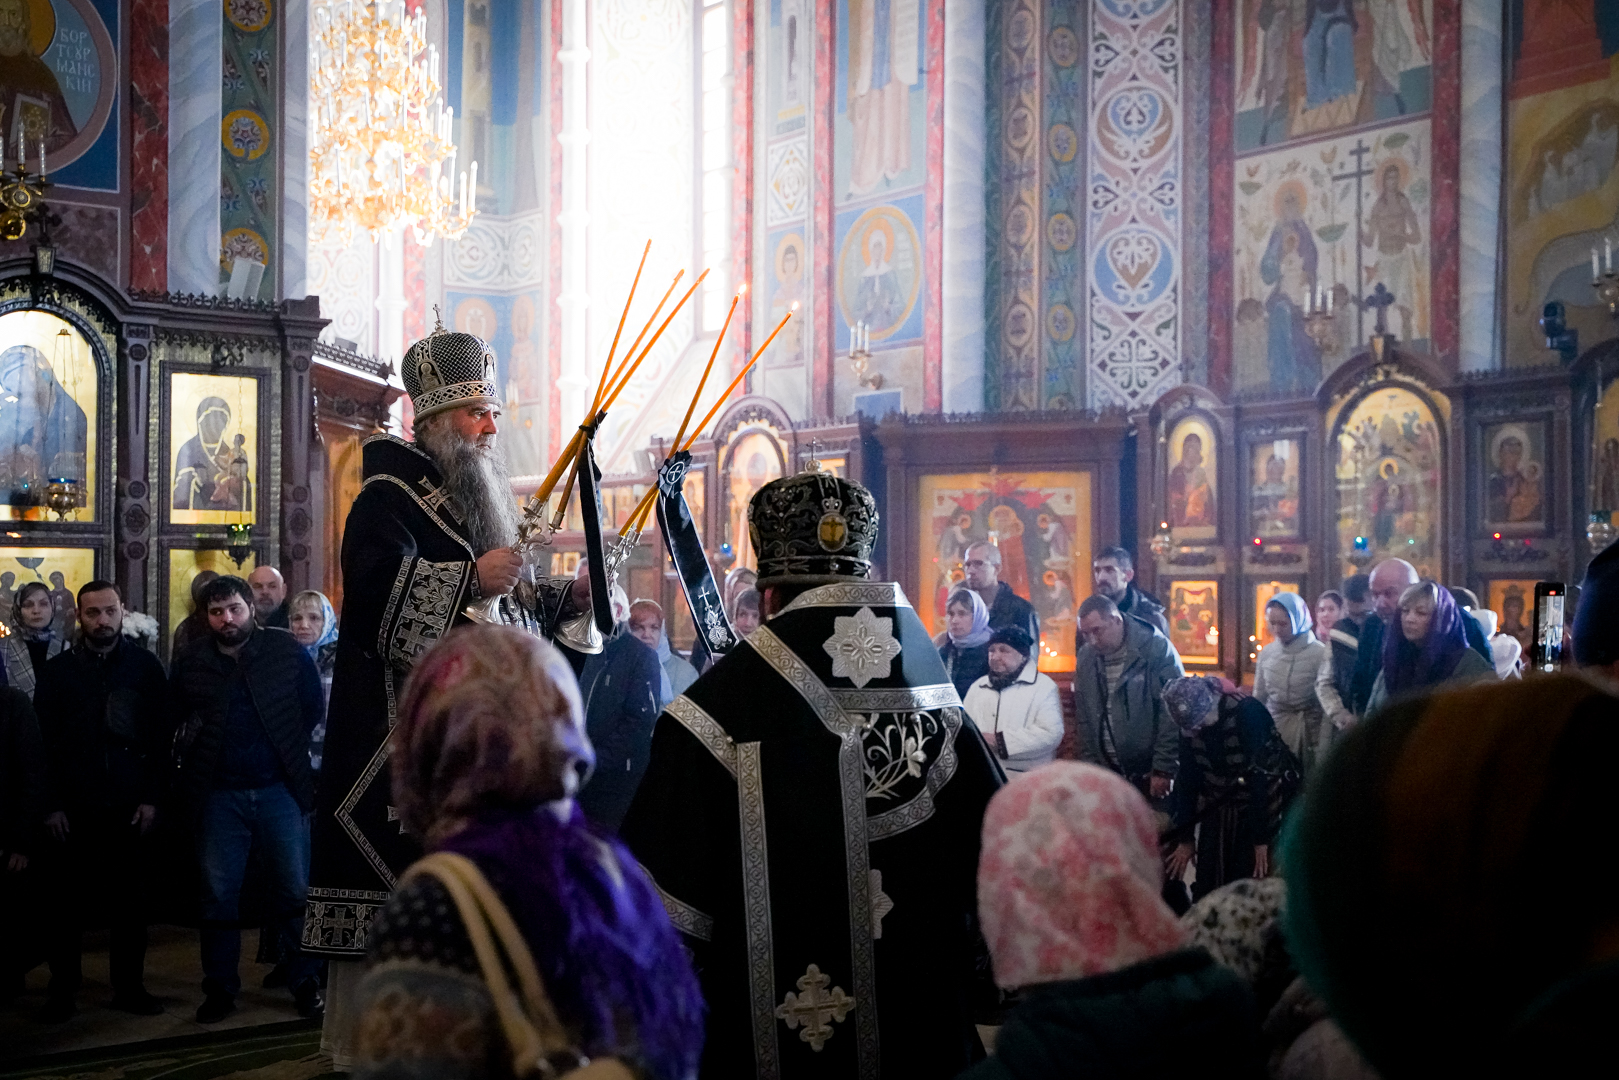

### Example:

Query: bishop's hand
xmin=477 ymin=547 xmax=523 ymax=597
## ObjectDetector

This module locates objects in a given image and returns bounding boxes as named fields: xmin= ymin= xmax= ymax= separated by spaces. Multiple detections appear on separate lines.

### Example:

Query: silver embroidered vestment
xmin=620 ymin=582 xmax=1005 ymax=1080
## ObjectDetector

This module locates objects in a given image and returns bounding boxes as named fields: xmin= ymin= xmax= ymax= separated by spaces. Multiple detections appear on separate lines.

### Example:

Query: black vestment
xmin=621 ymin=581 xmax=1004 ymax=1080
xmin=303 ymin=435 xmax=480 ymax=955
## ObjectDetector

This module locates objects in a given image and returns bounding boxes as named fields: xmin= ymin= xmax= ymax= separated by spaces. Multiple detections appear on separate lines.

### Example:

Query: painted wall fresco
xmin=1233 ymin=0 xmax=1432 ymax=152
xmin=0 ymin=0 xmax=119 ymax=190
xmin=1086 ymin=0 xmax=1182 ymax=410
xmin=1233 ymin=119 xmax=1431 ymax=393
xmin=834 ymin=0 xmax=927 ymax=202
xmin=1503 ymin=2 xmax=1619 ymax=365
xmin=1228 ymin=1 xmax=1434 ymax=396
xmin=918 ymin=469 xmax=1092 ymax=672
xmin=218 ymin=0 xmax=277 ymax=295
xmin=834 ymin=195 xmax=924 ymax=349
xmin=985 ymin=0 xmax=1187 ymax=411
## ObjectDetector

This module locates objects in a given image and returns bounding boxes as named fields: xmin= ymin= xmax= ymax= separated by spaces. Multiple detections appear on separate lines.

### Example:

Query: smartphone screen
xmin=1533 ymin=582 xmax=1566 ymax=673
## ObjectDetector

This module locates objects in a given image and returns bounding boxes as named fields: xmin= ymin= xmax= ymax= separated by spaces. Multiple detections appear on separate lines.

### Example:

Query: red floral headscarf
xmin=978 ymin=762 xmax=1189 ymax=988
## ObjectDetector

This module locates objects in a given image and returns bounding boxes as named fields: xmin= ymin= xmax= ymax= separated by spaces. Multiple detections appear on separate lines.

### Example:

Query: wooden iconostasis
xmin=1141 ymin=344 xmax=1605 ymax=680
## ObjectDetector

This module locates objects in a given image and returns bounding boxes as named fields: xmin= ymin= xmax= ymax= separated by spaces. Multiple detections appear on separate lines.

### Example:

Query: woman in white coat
xmin=962 ymin=625 xmax=1065 ymax=774
xmin=1253 ymin=591 xmax=1328 ymax=778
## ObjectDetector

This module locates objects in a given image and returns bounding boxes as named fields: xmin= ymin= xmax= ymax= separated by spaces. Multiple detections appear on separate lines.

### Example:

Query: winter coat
xmin=1253 ymin=630 xmax=1328 ymax=775
xmin=962 ymin=661 xmax=1064 ymax=773
xmin=940 ymin=639 xmax=991 ymax=700
xmin=1118 ymin=583 xmax=1171 ymax=638
xmin=986 ymin=582 xmax=1041 ymax=645
xmin=960 ymin=947 xmax=1264 ymax=1080
xmin=1073 ymin=615 xmax=1186 ymax=779
xmin=576 ymin=632 xmax=663 ymax=832
xmin=36 ymin=637 xmax=171 ymax=816
xmin=0 ymin=632 xmax=65 ymax=700
xmin=169 ymin=626 xmax=325 ymax=812
xmin=1314 ymin=621 xmax=1360 ymax=734
xmin=1364 ymin=646 xmax=1495 ymax=717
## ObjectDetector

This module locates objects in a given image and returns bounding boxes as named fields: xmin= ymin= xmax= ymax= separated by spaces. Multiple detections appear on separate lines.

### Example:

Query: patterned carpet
xmin=0 ymin=1020 xmax=334 ymax=1080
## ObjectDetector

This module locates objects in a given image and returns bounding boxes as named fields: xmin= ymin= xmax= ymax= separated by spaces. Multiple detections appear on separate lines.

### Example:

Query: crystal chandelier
xmin=308 ymin=0 xmax=477 ymax=247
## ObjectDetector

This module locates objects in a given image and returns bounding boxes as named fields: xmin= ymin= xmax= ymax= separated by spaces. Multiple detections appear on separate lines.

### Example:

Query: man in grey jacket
xmin=1073 ymin=593 xmax=1185 ymax=799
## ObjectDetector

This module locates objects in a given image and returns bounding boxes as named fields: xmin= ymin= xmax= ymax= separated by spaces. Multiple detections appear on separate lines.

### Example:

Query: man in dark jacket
xmin=171 ymin=575 xmax=325 ymax=1023
xmin=1073 ymin=594 xmax=1185 ymax=799
xmin=576 ymin=590 xmax=664 ymax=833
xmin=247 ymin=565 xmax=289 ymax=629
xmin=1091 ymin=545 xmax=1170 ymax=636
xmin=964 ymin=540 xmax=1041 ymax=643
xmin=1351 ymin=560 xmax=1493 ymax=717
xmin=34 ymin=581 xmax=169 ymax=1022
xmin=0 ymin=684 xmax=45 ymax=1000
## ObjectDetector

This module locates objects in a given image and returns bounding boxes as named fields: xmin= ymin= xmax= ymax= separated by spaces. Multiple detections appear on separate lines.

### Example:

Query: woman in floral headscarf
xmin=963 ymin=762 xmax=1262 ymax=1078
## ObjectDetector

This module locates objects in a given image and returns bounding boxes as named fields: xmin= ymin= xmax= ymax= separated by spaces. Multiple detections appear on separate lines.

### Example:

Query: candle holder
xmin=43 ymin=478 xmax=79 ymax=522
xmin=1148 ymin=519 xmax=1174 ymax=561
xmin=226 ymin=523 xmax=254 ymax=568
xmin=0 ymin=160 xmax=51 ymax=244
xmin=1303 ymin=307 xmax=1336 ymax=352
xmin=848 ymin=321 xmax=883 ymax=389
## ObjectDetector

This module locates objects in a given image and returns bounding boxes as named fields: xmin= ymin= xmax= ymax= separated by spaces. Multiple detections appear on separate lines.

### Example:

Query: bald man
xmin=247 ymin=566 xmax=289 ymax=629
xmin=1349 ymin=558 xmax=1491 ymax=717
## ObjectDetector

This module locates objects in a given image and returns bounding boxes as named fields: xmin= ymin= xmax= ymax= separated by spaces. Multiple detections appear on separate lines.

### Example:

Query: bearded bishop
xmin=302 ymin=325 xmax=583 ymax=1065
xmin=621 ymin=466 xmax=1005 ymax=1079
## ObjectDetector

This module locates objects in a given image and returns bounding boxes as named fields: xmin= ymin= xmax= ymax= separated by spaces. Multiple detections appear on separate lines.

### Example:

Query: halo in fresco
xmin=836 ymin=204 xmax=922 ymax=342
xmin=0 ymin=0 xmax=117 ymax=172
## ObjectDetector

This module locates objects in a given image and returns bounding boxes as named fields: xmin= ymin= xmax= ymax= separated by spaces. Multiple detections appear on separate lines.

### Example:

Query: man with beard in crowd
xmin=170 ymin=576 xmax=325 ymax=1023
xmin=302 ymin=323 xmax=587 ymax=1070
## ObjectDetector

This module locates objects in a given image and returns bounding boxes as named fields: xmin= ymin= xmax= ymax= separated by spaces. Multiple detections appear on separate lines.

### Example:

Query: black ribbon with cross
xmin=654 ymin=449 xmax=736 ymax=668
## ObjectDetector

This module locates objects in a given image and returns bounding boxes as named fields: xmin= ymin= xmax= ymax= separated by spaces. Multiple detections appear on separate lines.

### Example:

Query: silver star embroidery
xmin=823 ymin=606 xmax=902 ymax=688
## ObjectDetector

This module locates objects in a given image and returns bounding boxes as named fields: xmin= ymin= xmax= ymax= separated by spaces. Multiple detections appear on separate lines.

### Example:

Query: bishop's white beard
xmin=416 ymin=414 xmax=521 ymax=553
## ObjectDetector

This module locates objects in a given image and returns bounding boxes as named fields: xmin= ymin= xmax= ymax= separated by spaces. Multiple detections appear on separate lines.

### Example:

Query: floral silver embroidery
xmin=775 ymin=964 xmax=855 ymax=1051
xmin=822 ymin=606 xmax=903 ymax=688
xmin=861 ymin=711 xmax=941 ymax=801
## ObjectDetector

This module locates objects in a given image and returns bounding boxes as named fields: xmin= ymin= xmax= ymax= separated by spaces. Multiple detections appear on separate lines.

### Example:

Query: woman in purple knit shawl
xmin=1364 ymin=580 xmax=1496 ymax=717
xmin=352 ymin=625 xmax=704 ymax=1080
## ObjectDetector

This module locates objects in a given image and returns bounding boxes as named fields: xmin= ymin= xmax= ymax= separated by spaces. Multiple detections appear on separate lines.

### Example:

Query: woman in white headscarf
xmin=938 ymin=587 xmax=992 ymax=699
xmin=1253 ymin=592 xmax=1328 ymax=777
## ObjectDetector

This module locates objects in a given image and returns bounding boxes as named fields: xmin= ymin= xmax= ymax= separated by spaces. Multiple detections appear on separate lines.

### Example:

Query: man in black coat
xmin=34 ymin=581 xmax=169 ymax=1022
xmin=577 ymin=590 xmax=664 ymax=833
xmin=170 ymin=575 xmax=325 ymax=1023
xmin=1091 ymin=545 xmax=1170 ymax=637
xmin=964 ymin=540 xmax=1041 ymax=643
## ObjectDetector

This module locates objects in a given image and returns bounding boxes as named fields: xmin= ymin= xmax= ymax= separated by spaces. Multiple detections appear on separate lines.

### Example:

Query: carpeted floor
xmin=0 ymin=1019 xmax=334 ymax=1080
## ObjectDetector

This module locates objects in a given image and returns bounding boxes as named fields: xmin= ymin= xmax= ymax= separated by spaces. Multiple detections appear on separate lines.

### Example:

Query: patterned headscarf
xmin=1181 ymin=877 xmax=1291 ymax=989
xmin=1163 ymin=674 xmax=1225 ymax=732
xmin=1266 ymin=591 xmax=1313 ymax=638
xmin=978 ymin=762 xmax=1189 ymax=988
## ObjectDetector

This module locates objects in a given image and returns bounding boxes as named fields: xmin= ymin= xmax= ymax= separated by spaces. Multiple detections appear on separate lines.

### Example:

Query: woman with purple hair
xmin=351 ymin=625 xmax=704 ymax=1080
xmin=1364 ymin=580 xmax=1497 ymax=717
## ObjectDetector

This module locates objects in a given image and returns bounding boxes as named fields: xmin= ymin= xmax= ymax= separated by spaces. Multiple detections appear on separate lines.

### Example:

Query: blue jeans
xmin=198 ymin=783 xmax=318 ymax=998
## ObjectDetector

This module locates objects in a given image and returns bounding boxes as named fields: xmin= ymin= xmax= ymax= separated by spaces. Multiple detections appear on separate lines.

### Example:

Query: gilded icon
xmin=170 ymin=372 xmax=258 ymax=525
